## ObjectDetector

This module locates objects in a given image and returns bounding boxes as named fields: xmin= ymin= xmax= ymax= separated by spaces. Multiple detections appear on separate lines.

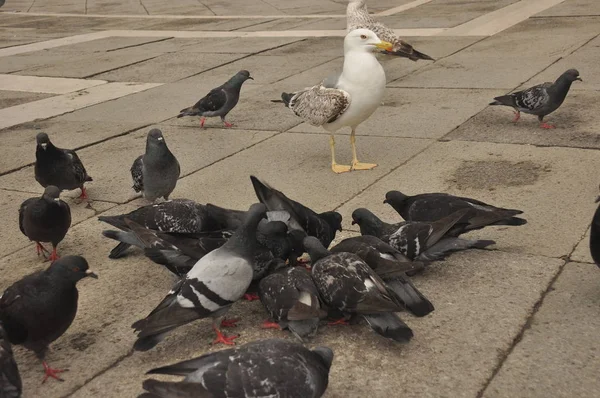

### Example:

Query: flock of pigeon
xmin=0 ymin=1 xmax=594 ymax=398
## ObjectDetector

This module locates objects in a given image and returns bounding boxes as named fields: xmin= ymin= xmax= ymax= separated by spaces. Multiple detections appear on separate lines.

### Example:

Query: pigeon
xmin=274 ymin=30 xmax=394 ymax=173
xmin=34 ymin=132 xmax=93 ymax=200
xmin=590 ymin=190 xmax=600 ymax=268
xmin=177 ymin=70 xmax=253 ymax=128
xmin=347 ymin=0 xmax=434 ymax=61
xmin=351 ymin=208 xmax=495 ymax=261
xmin=384 ymin=190 xmax=527 ymax=237
xmin=304 ymin=237 xmax=413 ymax=342
xmin=0 ymin=323 xmax=21 ymax=398
xmin=131 ymin=129 xmax=180 ymax=202
xmin=489 ymin=68 xmax=581 ymax=129
xmin=251 ymin=175 xmax=342 ymax=248
xmin=140 ymin=339 xmax=333 ymax=398
xmin=258 ymin=267 xmax=325 ymax=341
xmin=131 ymin=203 xmax=267 ymax=350
xmin=0 ymin=256 xmax=97 ymax=383
xmin=330 ymin=236 xmax=433 ymax=317
xmin=98 ymin=200 xmax=243 ymax=258
xmin=19 ymin=186 xmax=71 ymax=262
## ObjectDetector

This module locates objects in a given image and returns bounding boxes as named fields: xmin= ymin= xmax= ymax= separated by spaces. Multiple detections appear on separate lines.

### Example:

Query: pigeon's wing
xmin=287 ymin=84 xmax=351 ymax=126
xmin=194 ymin=87 xmax=228 ymax=113
xmin=0 ymin=331 xmax=21 ymax=398
xmin=205 ymin=203 xmax=246 ymax=230
xmin=18 ymin=198 xmax=37 ymax=236
xmin=140 ymin=379 xmax=213 ymax=398
xmin=513 ymin=82 xmax=552 ymax=111
xmin=131 ymin=155 xmax=144 ymax=193
xmin=63 ymin=149 xmax=90 ymax=183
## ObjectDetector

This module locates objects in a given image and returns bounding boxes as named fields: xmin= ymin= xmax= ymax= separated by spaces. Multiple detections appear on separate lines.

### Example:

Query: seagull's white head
xmin=344 ymin=29 xmax=393 ymax=54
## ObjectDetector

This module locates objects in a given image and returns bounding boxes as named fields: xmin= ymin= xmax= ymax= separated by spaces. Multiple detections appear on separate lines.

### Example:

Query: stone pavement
xmin=0 ymin=0 xmax=599 ymax=397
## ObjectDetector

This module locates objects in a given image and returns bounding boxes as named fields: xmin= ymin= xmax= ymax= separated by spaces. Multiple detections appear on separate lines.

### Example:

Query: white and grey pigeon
xmin=177 ymin=70 xmax=253 ymax=128
xmin=140 ymin=339 xmax=333 ymax=398
xmin=131 ymin=129 xmax=180 ymax=203
xmin=351 ymin=208 xmax=495 ymax=261
xmin=384 ymin=190 xmax=527 ymax=236
xmin=303 ymin=237 xmax=414 ymax=343
xmin=347 ymin=0 xmax=434 ymax=61
xmin=131 ymin=203 xmax=267 ymax=351
xmin=489 ymin=68 xmax=581 ymax=129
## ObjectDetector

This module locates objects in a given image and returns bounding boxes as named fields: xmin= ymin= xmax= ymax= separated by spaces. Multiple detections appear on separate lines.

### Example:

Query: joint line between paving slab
xmin=83 ymin=53 xmax=164 ymax=79
xmin=105 ymin=36 xmax=173 ymax=52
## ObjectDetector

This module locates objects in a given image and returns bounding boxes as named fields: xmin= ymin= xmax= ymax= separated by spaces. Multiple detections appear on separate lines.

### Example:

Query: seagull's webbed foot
xmin=351 ymin=161 xmax=378 ymax=171
xmin=42 ymin=361 xmax=67 ymax=383
xmin=331 ymin=163 xmax=352 ymax=174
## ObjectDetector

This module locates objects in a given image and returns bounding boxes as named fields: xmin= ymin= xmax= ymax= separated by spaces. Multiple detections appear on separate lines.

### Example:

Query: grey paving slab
xmin=141 ymin=0 xmax=215 ymax=16
xmin=116 ymin=37 xmax=213 ymax=54
xmin=0 ymin=126 xmax=277 ymax=203
xmin=10 ymin=49 xmax=162 ymax=78
xmin=289 ymin=17 xmax=346 ymax=30
xmin=28 ymin=3 xmax=86 ymax=14
xmin=0 ymin=203 xmax=177 ymax=398
xmin=337 ymin=140 xmax=600 ymax=259
xmin=0 ymin=38 xmax=41 ymax=49
xmin=0 ymin=120 xmax=145 ymax=174
xmin=178 ymin=37 xmax=304 ymax=54
xmin=71 ymin=249 xmax=561 ymax=398
xmin=172 ymin=133 xmax=432 ymax=210
xmin=394 ymin=16 xmax=600 ymax=89
xmin=571 ymin=226 xmax=593 ymax=264
xmin=289 ymin=87 xmax=494 ymax=139
xmin=194 ymin=0 xmax=283 ymax=16
xmin=86 ymin=0 xmax=147 ymax=15
xmin=483 ymin=261 xmax=600 ymax=398
xmin=0 ymin=188 xmax=115 ymax=257
xmin=536 ymin=0 xmax=600 ymax=17
xmin=236 ymin=17 xmax=322 ymax=32
xmin=142 ymin=18 xmax=274 ymax=32
xmin=446 ymin=89 xmax=600 ymax=149
xmin=92 ymin=52 xmax=242 ymax=83
xmin=52 ymin=36 xmax=173 ymax=53
xmin=0 ymin=90 xmax=55 ymax=110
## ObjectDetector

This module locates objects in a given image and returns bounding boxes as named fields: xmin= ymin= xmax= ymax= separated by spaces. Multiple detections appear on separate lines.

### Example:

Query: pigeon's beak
xmin=383 ymin=199 xmax=388 ymax=204
xmin=351 ymin=220 xmax=357 ymax=225
xmin=85 ymin=269 xmax=98 ymax=279
xmin=248 ymin=76 xmax=254 ymax=80
xmin=375 ymin=41 xmax=394 ymax=51
xmin=338 ymin=226 xmax=343 ymax=232
xmin=576 ymin=77 xmax=583 ymax=81
xmin=41 ymin=143 xmax=47 ymax=150
xmin=595 ymin=195 xmax=600 ymax=203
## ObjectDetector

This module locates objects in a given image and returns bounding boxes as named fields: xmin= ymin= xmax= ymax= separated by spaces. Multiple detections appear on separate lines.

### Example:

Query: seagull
xmin=347 ymin=0 xmax=434 ymax=61
xmin=275 ymin=29 xmax=393 ymax=173
xmin=489 ymin=69 xmax=581 ymax=129
xmin=177 ymin=70 xmax=253 ymax=128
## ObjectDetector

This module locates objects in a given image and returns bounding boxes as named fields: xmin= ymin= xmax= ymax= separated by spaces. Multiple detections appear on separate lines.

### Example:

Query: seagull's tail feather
xmin=385 ymin=41 xmax=435 ymax=61
xmin=384 ymin=276 xmax=434 ymax=317
xmin=363 ymin=312 xmax=413 ymax=342
xmin=140 ymin=379 xmax=212 ymax=398
xmin=419 ymin=238 xmax=495 ymax=261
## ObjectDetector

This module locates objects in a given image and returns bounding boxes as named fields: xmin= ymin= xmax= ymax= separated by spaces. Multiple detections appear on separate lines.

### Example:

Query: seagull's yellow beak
xmin=375 ymin=41 xmax=394 ymax=51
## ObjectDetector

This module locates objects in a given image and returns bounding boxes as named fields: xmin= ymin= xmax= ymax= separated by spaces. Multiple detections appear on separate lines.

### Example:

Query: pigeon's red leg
xmin=48 ymin=247 xmax=60 ymax=262
xmin=222 ymin=121 xmax=233 ymax=128
xmin=78 ymin=186 xmax=88 ymax=200
xmin=36 ymin=242 xmax=50 ymax=258
xmin=220 ymin=318 xmax=239 ymax=328
xmin=261 ymin=320 xmax=281 ymax=329
xmin=512 ymin=111 xmax=520 ymax=122
xmin=243 ymin=293 xmax=259 ymax=301
xmin=200 ymin=117 xmax=206 ymax=128
xmin=328 ymin=318 xmax=350 ymax=326
xmin=42 ymin=361 xmax=66 ymax=383
xmin=296 ymin=258 xmax=312 ymax=271
xmin=540 ymin=122 xmax=555 ymax=129
xmin=212 ymin=324 xmax=238 ymax=346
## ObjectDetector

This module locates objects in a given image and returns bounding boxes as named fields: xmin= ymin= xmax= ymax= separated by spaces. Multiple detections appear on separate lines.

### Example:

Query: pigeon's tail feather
xmin=102 ymin=230 xmax=143 ymax=258
xmin=494 ymin=217 xmax=527 ymax=226
xmin=143 ymin=248 xmax=195 ymax=276
xmin=177 ymin=107 xmax=197 ymax=118
xmin=419 ymin=238 xmax=495 ymax=261
xmin=133 ymin=333 xmax=168 ymax=352
xmin=141 ymin=379 xmax=212 ymax=398
xmin=426 ymin=208 xmax=470 ymax=247
xmin=384 ymin=278 xmax=434 ymax=317
xmin=489 ymin=94 xmax=516 ymax=107
xmin=288 ymin=319 xmax=320 ymax=341
xmin=363 ymin=313 xmax=413 ymax=342
xmin=98 ymin=215 xmax=127 ymax=231
xmin=109 ymin=242 xmax=131 ymax=259
xmin=280 ymin=92 xmax=294 ymax=107
xmin=132 ymin=305 xmax=203 ymax=351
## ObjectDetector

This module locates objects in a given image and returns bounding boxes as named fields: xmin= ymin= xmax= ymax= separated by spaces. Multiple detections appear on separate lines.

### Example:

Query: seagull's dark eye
xmin=360 ymin=34 xmax=367 ymax=40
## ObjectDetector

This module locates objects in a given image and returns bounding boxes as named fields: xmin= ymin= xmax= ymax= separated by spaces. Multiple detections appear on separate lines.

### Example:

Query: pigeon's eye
xmin=360 ymin=34 xmax=367 ymax=40
xmin=73 ymin=267 xmax=80 ymax=272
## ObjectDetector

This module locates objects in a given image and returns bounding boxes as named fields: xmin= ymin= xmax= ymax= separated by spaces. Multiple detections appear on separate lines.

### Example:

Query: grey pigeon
xmin=384 ymin=190 xmax=527 ymax=237
xmin=258 ymin=267 xmax=325 ymax=341
xmin=590 ymin=190 xmax=600 ymax=268
xmin=177 ymin=70 xmax=253 ymax=128
xmin=34 ymin=133 xmax=93 ymax=200
xmin=19 ymin=186 xmax=71 ymax=262
xmin=251 ymin=175 xmax=342 ymax=248
xmin=0 ymin=324 xmax=21 ymax=398
xmin=0 ymin=256 xmax=97 ymax=383
xmin=489 ymin=68 xmax=581 ymax=128
xmin=351 ymin=208 xmax=495 ymax=261
xmin=131 ymin=203 xmax=267 ymax=351
xmin=304 ymin=237 xmax=414 ymax=343
xmin=131 ymin=129 xmax=180 ymax=202
xmin=330 ymin=236 xmax=433 ymax=317
xmin=140 ymin=339 xmax=332 ymax=398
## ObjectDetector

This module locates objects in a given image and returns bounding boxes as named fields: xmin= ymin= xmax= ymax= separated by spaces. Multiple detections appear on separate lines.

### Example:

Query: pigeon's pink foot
xmin=243 ymin=293 xmax=259 ymax=301
xmin=36 ymin=242 xmax=50 ymax=258
xmin=328 ymin=318 xmax=350 ymax=326
xmin=223 ymin=121 xmax=233 ymax=128
xmin=42 ymin=361 xmax=66 ymax=383
xmin=512 ymin=112 xmax=520 ymax=122
xmin=200 ymin=117 xmax=206 ymax=128
xmin=296 ymin=258 xmax=312 ymax=271
xmin=78 ymin=186 xmax=88 ymax=200
xmin=49 ymin=248 xmax=60 ymax=263
xmin=540 ymin=122 xmax=555 ymax=129
xmin=220 ymin=318 xmax=239 ymax=328
xmin=261 ymin=320 xmax=281 ymax=329
xmin=212 ymin=326 xmax=238 ymax=346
